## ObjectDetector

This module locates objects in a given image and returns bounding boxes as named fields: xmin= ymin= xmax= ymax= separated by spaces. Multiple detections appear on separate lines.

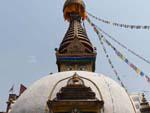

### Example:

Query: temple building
xmin=1 ymin=0 xmax=149 ymax=113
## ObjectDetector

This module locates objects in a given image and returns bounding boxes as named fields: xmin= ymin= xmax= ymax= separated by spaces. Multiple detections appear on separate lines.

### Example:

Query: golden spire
xmin=63 ymin=0 xmax=87 ymax=21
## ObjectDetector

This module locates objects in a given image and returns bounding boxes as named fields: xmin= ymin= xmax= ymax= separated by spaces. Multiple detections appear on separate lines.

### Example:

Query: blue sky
xmin=0 ymin=0 xmax=150 ymax=111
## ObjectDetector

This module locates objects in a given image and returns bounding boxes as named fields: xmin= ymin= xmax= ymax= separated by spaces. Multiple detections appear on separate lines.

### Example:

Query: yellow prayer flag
xmin=136 ymin=68 xmax=141 ymax=75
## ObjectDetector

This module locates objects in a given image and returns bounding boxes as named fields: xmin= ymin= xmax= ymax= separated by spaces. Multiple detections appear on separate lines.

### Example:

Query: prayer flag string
xmin=95 ymin=27 xmax=150 ymax=65
xmin=86 ymin=16 xmax=150 ymax=84
xmin=87 ymin=12 xmax=150 ymax=30
xmin=86 ymin=17 xmax=128 ymax=91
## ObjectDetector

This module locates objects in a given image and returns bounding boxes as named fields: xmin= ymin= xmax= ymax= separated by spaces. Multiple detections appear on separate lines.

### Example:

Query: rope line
xmin=87 ymin=12 xmax=150 ymax=30
xmin=86 ymin=16 xmax=150 ymax=84
xmin=87 ymin=17 xmax=128 ymax=91
xmin=95 ymin=26 xmax=150 ymax=65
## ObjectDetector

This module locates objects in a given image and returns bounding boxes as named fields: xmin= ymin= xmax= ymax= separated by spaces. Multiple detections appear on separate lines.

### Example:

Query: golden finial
xmin=63 ymin=0 xmax=87 ymax=21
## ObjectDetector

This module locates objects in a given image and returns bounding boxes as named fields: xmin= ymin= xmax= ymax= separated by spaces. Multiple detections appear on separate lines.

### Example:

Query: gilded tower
xmin=56 ymin=0 xmax=96 ymax=72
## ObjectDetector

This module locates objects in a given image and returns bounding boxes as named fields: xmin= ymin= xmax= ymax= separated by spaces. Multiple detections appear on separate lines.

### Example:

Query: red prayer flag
xmin=19 ymin=84 xmax=27 ymax=96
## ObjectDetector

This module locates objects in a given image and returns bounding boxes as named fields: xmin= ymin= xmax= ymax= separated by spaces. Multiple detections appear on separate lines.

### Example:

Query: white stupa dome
xmin=10 ymin=71 xmax=136 ymax=113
